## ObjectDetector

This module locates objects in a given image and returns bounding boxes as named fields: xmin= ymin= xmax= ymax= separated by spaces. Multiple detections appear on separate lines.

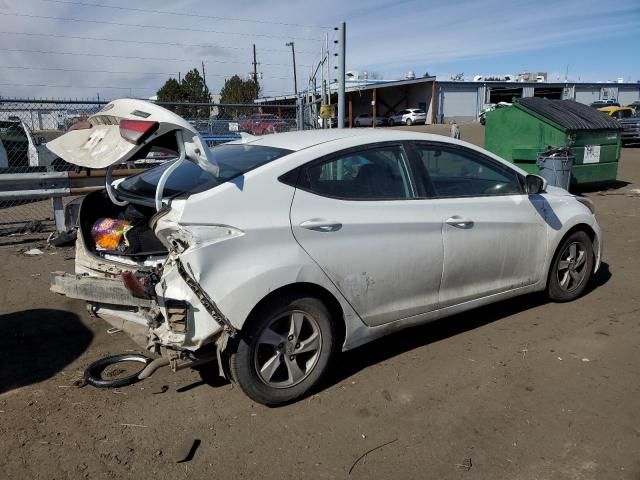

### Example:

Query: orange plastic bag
xmin=91 ymin=217 xmax=132 ymax=251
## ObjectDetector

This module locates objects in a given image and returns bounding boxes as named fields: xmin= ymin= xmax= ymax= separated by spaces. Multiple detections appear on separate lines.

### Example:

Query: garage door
xmin=575 ymin=88 xmax=600 ymax=105
xmin=440 ymin=88 xmax=479 ymax=122
xmin=618 ymin=88 xmax=639 ymax=106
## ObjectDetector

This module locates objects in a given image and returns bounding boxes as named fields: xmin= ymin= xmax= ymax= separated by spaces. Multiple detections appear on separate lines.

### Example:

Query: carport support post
xmin=430 ymin=80 xmax=436 ymax=124
xmin=348 ymin=93 xmax=353 ymax=128
xmin=372 ymin=88 xmax=377 ymax=128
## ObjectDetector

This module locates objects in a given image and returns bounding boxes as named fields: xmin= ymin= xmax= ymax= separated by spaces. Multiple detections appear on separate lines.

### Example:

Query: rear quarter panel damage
xmin=168 ymin=166 xmax=366 ymax=350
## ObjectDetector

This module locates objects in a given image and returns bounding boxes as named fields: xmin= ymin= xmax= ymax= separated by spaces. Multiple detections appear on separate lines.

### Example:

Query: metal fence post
xmin=51 ymin=197 xmax=65 ymax=233
xmin=336 ymin=21 xmax=346 ymax=128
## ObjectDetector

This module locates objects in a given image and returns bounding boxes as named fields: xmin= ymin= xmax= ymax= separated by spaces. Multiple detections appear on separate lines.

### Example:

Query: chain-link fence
xmin=0 ymin=98 xmax=302 ymax=241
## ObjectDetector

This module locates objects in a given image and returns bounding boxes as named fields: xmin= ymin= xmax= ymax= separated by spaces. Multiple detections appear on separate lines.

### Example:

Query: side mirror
xmin=37 ymin=136 xmax=47 ymax=145
xmin=526 ymin=174 xmax=547 ymax=194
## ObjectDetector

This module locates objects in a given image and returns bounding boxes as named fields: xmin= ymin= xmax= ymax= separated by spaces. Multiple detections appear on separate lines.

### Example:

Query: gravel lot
xmin=1 ymin=125 xmax=639 ymax=479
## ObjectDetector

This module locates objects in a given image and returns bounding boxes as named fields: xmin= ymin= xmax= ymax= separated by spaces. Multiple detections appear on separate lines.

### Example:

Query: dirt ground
xmin=1 ymin=124 xmax=640 ymax=479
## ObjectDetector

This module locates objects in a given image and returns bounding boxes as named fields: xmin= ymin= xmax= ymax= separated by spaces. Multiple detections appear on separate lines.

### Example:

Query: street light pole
xmin=286 ymin=41 xmax=299 ymax=128
xmin=285 ymin=41 xmax=298 ymax=96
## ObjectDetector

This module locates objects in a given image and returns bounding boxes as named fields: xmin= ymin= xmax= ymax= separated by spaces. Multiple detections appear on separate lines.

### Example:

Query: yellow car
xmin=597 ymin=106 xmax=635 ymax=119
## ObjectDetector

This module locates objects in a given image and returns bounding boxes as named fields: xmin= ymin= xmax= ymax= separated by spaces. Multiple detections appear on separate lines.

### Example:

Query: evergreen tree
xmin=219 ymin=75 xmax=260 ymax=118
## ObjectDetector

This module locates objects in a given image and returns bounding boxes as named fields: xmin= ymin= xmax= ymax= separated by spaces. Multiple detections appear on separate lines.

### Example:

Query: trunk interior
xmin=80 ymin=190 xmax=168 ymax=259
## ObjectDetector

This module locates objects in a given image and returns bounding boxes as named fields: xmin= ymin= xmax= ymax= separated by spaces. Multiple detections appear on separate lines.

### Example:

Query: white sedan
xmin=48 ymin=99 xmax=602 ymax=406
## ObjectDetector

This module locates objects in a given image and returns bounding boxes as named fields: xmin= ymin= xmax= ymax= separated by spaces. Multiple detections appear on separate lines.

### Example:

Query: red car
xmin=239 ymin=114 xmax=290 ymax=136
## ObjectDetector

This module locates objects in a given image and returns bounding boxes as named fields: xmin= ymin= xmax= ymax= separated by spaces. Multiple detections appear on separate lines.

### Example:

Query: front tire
xmin=405 ymin=118 xmax=413 ymax=126
xmin=388 ymin=118 xmax=394 ymax=126
xmin=229 ymin=296 xmax=338 ymax=406
xmin=547 ymin=231 xmax=594 ymax=302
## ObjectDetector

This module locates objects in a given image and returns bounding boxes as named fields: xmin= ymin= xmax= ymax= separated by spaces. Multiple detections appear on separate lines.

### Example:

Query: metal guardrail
xmin=0 ymin=169 xmax=146 ymax=233
xmin=0 ymin=172 xmax=69 ymax=201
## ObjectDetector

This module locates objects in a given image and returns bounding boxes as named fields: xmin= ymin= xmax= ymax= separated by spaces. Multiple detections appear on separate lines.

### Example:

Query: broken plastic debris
xmin=24 ymin=248 xmax=44 ymax=256
xmin=581 ymin=358 xmax=590 ymax=362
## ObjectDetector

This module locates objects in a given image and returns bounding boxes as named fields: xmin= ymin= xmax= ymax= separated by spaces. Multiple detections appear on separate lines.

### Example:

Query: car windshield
xmin=117 ymin=144 xmax=292 ymax=199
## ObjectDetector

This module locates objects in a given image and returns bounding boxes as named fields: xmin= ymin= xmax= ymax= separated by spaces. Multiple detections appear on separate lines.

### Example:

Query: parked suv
xmin=620 ymin=110 xmax=640 ymax=144
xmin=387 ymin=108 xmax=427 ymax=126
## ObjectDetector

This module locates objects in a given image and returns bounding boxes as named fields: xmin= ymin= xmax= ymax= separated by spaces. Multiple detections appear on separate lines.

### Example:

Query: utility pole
xmin=252 ymin=44 xmax=258 ymax=83
xmin=201 ymin=61 xmax=209 ymax=98
xmin=286 ymin=41 xmax=299 ymax=128
xmin=252 ymin=44 xmax=260 ymax=99
xmin=335 ymin=22 xmax=346 ymax=128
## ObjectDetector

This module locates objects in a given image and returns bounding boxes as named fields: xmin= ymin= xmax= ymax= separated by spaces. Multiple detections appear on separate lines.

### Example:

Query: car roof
xmin=228 ymin=128 xmax=462 ymax=152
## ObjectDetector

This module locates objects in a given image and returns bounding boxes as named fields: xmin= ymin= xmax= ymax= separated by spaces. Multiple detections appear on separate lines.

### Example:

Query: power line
xmin=0 ymin=65 xmax=177 ymax=76
xmin=0 ymin=31 xmax=320 ymax=55
xmin=0 ymin=82 xmax=152 ymax=91
xmin=0 ymin=12 xmax=323 ymax=41
xmin=0 ymin=64 xmax=292 ymax=80
xmin=0 ymin=47 xmax=308 ymax=67
xmin=0 ymin=82 xmax=297 ymax=95
xmin=40 ymin=0 xmax=332 ymax=29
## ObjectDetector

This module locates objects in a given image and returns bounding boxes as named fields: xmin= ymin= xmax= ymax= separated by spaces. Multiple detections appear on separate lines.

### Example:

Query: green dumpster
xmin=484 ymin=97 xmax=622 ymax=186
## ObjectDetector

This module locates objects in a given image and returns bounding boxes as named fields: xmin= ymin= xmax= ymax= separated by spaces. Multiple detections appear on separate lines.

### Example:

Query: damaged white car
xmin=48 ymin=99 xmax=602 ymax=405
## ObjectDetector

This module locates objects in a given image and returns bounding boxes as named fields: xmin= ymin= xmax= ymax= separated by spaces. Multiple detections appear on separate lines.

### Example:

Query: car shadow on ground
xmin=320 ymin=262 xmax=612 ymax=392
xmin=0 ymin=309 xmax=93 ymax=394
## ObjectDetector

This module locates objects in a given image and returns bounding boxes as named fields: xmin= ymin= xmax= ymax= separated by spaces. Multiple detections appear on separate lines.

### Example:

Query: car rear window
xmin=117 ymin=144 xmax=292 ymax=199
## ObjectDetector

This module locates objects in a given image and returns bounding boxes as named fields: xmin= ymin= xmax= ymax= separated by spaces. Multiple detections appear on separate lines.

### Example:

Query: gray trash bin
xmin=536 ymin=147 xmax=574 ymax=191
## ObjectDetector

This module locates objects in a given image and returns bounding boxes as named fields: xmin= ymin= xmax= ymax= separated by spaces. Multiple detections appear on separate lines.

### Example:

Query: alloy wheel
xmin=253 ymin=310 xmax=322 ymax=388
xmin=556 ymin=241 xmax=588 ymax=292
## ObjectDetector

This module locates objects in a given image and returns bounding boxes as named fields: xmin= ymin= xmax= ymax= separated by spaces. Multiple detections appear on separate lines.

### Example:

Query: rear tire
xmin=547 ymin=231 xmax=594 ymax=302
xmin=388 ymin=118 xmax=394 ymax=126
xmin=229 ymin=296 xmax=338 ymax=406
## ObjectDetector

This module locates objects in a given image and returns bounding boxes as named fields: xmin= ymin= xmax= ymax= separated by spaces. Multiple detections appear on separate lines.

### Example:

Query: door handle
xmin=445 ymin=216 xmax=474 ymax=229
xmin=299 ymin=219 xmax=342 ymax=232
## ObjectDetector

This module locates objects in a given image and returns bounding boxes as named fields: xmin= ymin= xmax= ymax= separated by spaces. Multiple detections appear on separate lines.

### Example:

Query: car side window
xmin=413 ymin=144 xmax=523 ymax=197
xmin=303 ymin=146 xmax=415 ymax=200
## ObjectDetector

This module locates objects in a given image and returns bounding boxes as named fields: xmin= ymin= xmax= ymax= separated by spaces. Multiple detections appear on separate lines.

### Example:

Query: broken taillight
xmin=68 ymin=121 xmax=91 ymax=131
xmin=121 ymin=271 xmax=150 ymax=299
xmin=119 ymin=119 xmax=159 ymax=145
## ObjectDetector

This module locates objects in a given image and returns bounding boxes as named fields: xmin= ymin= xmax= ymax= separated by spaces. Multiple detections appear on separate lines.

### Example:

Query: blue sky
xmin=0 ymin=0 xmax=638 ymax=99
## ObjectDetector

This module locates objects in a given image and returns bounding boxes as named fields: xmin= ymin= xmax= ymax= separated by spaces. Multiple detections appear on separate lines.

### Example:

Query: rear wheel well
xmin=242 ymin=283 xmax=346 ymax=346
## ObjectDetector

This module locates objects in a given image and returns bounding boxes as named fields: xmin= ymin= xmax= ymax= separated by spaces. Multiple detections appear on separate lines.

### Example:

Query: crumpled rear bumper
xmin=50 ymin=271 xmax=155 ymax=308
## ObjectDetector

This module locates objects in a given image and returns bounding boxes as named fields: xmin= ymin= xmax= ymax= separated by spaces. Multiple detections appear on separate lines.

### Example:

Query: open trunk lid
xmin=46 ymin=98 xmax=217 ymax=171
